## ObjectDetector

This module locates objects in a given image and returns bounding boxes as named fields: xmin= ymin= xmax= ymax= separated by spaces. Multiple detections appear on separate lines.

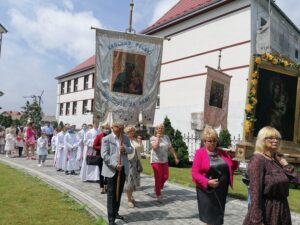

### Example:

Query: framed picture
xmin=253 ymin=68 xmax=298 ymax=141
xmin=111 ymin=51 xmax=146 ymax=95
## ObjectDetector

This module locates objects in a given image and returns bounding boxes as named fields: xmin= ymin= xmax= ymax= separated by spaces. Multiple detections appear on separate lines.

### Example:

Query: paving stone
xmin=1 ymin=155 xmax=300 ymax=225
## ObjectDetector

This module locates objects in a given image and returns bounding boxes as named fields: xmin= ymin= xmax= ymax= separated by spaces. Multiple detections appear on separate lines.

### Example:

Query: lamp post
xmin=0 ymin=24 xmax=8 ymax=57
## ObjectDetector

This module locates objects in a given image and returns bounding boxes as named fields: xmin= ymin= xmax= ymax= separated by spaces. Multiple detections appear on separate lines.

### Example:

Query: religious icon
xmin=209 ymin=81 xmax=224 ymax=108
xmin=254 ymin=69 xmax=297 ymax=140
xmin=111 ymin=51 xmax=146 ymax=95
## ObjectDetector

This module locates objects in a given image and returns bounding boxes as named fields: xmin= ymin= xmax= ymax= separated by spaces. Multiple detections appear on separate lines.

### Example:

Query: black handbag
xmin=86 ymin=155 xmax=101 ymax=165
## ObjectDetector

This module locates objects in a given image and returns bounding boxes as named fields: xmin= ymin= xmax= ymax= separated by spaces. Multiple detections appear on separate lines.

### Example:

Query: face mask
xmin=82 ymin=127 xmax=87 ymax=131
xmin=103 ymin=129 xmax=110 ymax=134
xmin=68 ymin=129 xmax=74 ymax=133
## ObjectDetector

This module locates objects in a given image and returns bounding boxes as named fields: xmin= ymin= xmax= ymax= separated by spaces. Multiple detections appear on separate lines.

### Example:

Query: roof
xmin=55 ymin=55 xmax=95 ymax=80
xmin=142 ymin=0 xmax=222 ymax=34
xmin=1 ymin=111 xmax=22 ymax=119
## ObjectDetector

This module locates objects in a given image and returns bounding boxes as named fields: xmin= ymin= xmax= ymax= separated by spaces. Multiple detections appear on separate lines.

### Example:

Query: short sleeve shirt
xmin=150 ymin=135 xmax=172 ymax=163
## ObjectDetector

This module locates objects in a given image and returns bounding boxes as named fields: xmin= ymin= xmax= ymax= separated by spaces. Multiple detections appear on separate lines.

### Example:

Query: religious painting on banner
xmin=204 ymin=66 xmax=231 ymax=129
xmin=94 ymin=28 xmax=163 ymax=125
xmin=111 ymin=51 xmax=145 ymax=95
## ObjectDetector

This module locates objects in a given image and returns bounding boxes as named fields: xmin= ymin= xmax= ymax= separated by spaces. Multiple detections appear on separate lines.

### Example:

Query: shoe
xmin=128 ymin=201 xmax=134 ymax=208
xmin=70 ymin=171 xmax=77 ymax=175
xmin=115 ymin=214 xmax=124 ymax=220
xmin=57 ymin=169 xmax=62 ymax=172
xmin=38 ymin=164 xmax=42 ymax=167
xmin=26 ymin=157 xmax=30 ymax=160
xmin=131 ymin=196 xmax=135 ymax=203
xmin=41 ymin=162 xmax=45 ymax=167
xmin=100 ymin=188 xmax=105 ymax=194
xmin=157 ymin=195 xmax=163 ymax=203
xmin=31 ymin=157 xmax=36 ymax=160
xmin=65 ymin=171 xmax=69 ymax=175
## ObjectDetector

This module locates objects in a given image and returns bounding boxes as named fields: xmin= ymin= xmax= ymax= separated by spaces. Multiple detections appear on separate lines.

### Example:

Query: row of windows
xmin=59 ymin=100 xmax=94 ymax=116
xmin=60 ymin=74 xmax=95 ymax=95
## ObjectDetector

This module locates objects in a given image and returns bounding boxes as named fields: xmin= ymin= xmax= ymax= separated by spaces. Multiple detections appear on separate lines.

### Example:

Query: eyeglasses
xmin=205 ymin=140 xmax=217 ymax=143
xmin=265 ymin=137 xmax=281 ymax=142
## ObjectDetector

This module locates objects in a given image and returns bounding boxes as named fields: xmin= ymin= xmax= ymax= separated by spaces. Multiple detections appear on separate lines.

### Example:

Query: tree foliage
xmin=20 ymin=98 xmax=43 ymax=126
xmin=218 ymin=129 xmax=232 ymax=148
xmin=163 ymin=117 xmax=189 ymax=167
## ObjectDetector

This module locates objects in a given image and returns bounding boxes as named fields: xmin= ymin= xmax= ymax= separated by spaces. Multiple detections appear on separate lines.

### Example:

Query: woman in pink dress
xmin=25 ymin=122 xmax=37 ymax=160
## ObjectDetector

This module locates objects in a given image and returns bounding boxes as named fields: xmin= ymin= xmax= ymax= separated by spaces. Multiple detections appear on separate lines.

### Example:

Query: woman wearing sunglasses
xmin=192 ymin=127 xmax=238 ymax=225
xmin=243 ymin=126 xmax=300 ymax=225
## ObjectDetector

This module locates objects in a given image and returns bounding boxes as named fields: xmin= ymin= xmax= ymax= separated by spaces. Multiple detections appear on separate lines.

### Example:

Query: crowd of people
xmin=1 ymin=121 xmax=300 ymax=225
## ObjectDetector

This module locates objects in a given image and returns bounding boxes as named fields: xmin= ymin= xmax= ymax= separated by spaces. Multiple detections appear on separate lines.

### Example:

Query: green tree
xmin=20 ymin=98 xmax=43 ymax=126
xmin=163 ymin=117 xmax=189 ymax=167
xmin=218 ymin=129 xmax=231 ymax=148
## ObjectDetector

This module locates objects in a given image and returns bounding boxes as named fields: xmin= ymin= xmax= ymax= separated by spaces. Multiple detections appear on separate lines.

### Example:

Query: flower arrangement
xmin=244 ymin=53 xmax=300 ymax=137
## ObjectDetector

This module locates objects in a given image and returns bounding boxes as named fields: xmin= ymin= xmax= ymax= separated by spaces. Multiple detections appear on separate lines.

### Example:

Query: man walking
xmin=101 ymin=122 xmax=133 ymax=225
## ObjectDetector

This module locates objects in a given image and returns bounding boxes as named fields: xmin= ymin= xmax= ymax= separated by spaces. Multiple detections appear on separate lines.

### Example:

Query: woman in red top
xmin=93 ymin=124 xmax=110 ymax=194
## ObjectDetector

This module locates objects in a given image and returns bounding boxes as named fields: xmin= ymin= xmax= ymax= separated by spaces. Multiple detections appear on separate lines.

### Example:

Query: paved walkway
xmin=1 ymin=155 xmax=300 ymax=225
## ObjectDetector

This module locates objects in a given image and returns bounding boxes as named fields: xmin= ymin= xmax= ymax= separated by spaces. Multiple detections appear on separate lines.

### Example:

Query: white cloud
xmin=9 ymin=4 xmax=102 ymax=62
xmin=63 ymin=0 xmax=74 ymax=11
xmin=149 ymin=0 xmax=179 ymax=25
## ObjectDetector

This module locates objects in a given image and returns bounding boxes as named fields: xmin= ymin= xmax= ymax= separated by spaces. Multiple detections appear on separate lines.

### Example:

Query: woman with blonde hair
xmin=243 ymin=126 xmax=300 ymax=225
xmin=124 ymin=126 xmax=144 ymax=208
xmin=192 ymin=127 xmax=238 ymax=225
xmin=150 ymin=123 xmax=179 ymax=203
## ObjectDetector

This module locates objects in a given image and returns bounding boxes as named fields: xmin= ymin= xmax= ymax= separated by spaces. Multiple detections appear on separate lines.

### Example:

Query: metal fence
xmin=183 ymin=133 xmax=241 ymax=161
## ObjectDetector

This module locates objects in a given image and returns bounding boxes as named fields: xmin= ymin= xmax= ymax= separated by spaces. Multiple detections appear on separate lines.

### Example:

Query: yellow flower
xmin=255 ymin=57 xmax=261 ymax=64
xmin=272 ymin=58 xmax=278 ymax=64
xmin=251 ymin=71 xmax=257 ymax=78
xmin=267 ymin=54 xmax=274 ymax=61
xmin=245 ymin=104 xmax=253 ymax=113
xmin=251 ymin=97 xmax=257 ymax=105
xmin=250 ymin=87 xmax=256 ymax=95
xmin=283 ymin=60 xmax=289 ymax=67
xmin=244 ymin=120 xmax=252 ymax=135
xmin=251 ymin=79 xmax=257 ymax=86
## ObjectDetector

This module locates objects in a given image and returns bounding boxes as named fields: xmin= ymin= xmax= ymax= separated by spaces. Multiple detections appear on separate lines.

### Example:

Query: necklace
xmin=263 ymin=153 xmax=274 ymax=160
xmin=207 ymin=149 xmax=219 ymax=157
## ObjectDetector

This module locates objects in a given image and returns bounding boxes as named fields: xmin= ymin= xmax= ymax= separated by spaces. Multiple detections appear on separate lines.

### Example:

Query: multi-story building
xmin=55 ymin=0 xmax=300 ymax=157
xmin=55 ymin=56 xmax=95 ymax=127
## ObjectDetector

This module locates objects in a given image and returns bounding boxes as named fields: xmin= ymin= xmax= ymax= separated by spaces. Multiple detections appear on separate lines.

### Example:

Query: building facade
xmin=55 ymin=0 xmax=300 ymax=157
xmin=55 ymin=56 xmax=95 ymax=127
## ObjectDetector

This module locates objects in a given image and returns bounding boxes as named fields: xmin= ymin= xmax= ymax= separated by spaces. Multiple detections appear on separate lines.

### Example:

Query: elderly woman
xmin=192 ymin=127 xmax=238 ymax=225
xmin=124 ymin=126 xmax=144 ymax=208
xmin=243 ymin=126 xmax=300 ymax=225
xmin=150 ymin=123 xmax=179 ymax=202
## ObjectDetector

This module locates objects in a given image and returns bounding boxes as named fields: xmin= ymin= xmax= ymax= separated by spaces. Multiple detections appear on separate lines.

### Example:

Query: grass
xmin=0 ymin=163 xmax=107 ymax=225
xmin=141 ymin=158 xmax=300 ymax=213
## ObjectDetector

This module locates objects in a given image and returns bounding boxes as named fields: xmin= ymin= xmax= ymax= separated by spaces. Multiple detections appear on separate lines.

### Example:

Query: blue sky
xmin=0 ymin=0 xmax=299 ymax=116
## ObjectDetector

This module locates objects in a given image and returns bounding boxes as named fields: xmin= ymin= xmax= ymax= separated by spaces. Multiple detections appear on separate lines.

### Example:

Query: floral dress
xmin=243 ymin=153 xmax=300 ymax=225
xmin=125 ymin=139 xmax=144 ymax=191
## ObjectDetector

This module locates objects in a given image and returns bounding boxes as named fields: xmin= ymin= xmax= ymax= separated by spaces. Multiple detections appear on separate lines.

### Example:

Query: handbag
xmin=136 ymin=159 xmax=143 ymax=173
xmin=86 ymin=149 xmax=101 ymax=165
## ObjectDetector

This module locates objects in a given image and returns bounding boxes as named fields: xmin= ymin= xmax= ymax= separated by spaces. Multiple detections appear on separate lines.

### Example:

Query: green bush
xmin=218 ymin=129 xmax=231 ymax=148
xmin=163 ymin=117 xmax=189 ymax=167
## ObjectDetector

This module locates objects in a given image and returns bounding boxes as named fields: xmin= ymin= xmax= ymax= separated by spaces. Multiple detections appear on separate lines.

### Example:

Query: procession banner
xmin=204 ymin=66 xmax=231 ymax=129
xmin=94 ymin=28 xmax=163 ymax=125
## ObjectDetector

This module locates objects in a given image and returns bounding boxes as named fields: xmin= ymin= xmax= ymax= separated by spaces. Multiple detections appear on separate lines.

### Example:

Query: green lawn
xmin=0 ymin=163 xmax=107 ymax=225
xmin=141 ymin=158 xmax=300 ymax=213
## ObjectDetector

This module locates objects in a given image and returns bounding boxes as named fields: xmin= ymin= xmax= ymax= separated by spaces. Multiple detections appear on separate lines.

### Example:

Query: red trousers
xmin=151 ymin=162 xmax=169 ymax=197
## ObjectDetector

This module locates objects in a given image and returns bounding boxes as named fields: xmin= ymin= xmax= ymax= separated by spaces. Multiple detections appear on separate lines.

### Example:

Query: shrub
xmin=163 ymin=117 xmax=189 ymax=167
xmin=218 ymin=129 xmax=231 ymax=148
